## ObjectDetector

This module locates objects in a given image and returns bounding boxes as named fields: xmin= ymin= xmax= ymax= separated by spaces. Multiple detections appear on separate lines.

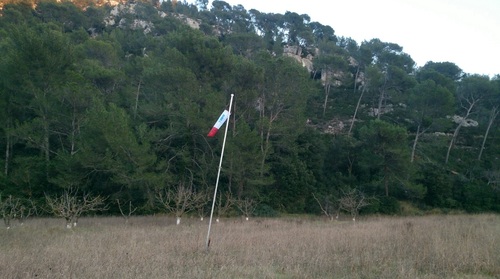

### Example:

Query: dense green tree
xmin=76 ymin=37 xmax=124 ymax=102
xmin=224 ymin=121 xmax=263 ymax=199
xmin=445 ymin=75 xmax=491 ymax=164
xmin=35 ymin=1 xmax=89 ymax=32
xmin=418 ymin=61 xmax=463 ymax=82
xmin=283 ymin=11 xmax=313 ymax=48
xmin=0 ymin=1 xmax=498 ymax=214
xmin=363 ymin=39 xmax=416 ymax=119
xmin=417 ymin=162 xmax=454 ymax=208
xmin=268 ymin=153 xmax=315 ymax=213
xmin=476 ymin=77 xmax=499 ymax=161
xmin=0 ymin=1 xmax=38 ymax=26
xmin=309 ymin=21 xmax=336 ymax=44
xmin=217 ymin=56 xmax=266 ymax=198
xmin=296 ymin=129 xmax=331 ymax=193
xmin=210 ymin=0 xmax=234 ymax=36
xmin=3 ymin=24 xmax=75 ymax=180
xmin=348 ymin=64 xmax=378 ymax=135
xmin=357 ymin=120 xmax=413 ymax=197
xmin=249 ymin=10 xmax=284 ymax=54
xmin=166 ymin=29 xmax=234 ymax=90
xmin=222 ymin=32 xmax=265 ymax=58
xmin=314 ymin=41 xmax=350 ymax=117
xmin=253 ymin=52 xmax=311 ymax=176
xmin=74 ymin=99 xmax=159 ymax=198
xmin=407 ymin=79 xmax=455 ymax=162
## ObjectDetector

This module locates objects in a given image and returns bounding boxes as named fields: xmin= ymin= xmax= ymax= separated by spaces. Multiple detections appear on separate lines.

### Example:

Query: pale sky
xmin=185 ymin=0 xmax=500 ymax=77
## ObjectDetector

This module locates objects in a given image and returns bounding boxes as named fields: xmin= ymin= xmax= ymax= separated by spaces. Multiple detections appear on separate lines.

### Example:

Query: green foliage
xmin=0 ymin=1 xmax=497 ymax=215
xmin=417 ymin=162 xmax=455 ymax=208
xmin=357 ymin=120 xmax=411 ymax=197
xmin=269 ymin=155 xmax=315 ymax=213
xmin=363 ymin=196 xmax=401 ymax=215
xmin=253 ymin=203 xmax=279 ymax=217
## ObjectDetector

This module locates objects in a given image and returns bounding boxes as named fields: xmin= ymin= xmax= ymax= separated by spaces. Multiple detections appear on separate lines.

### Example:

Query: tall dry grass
xmin=0 ymin=214 xmax=498 ymax=278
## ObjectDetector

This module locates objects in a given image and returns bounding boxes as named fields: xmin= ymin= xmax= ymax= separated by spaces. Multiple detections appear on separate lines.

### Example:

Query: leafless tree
xmin=216 ymin=191 xmax=235 ymax=222
xmin=1 ymin=195 xmax=19 ymax=229
xmin=1 ymin=195 xmax=37 ymax=229
xmin=196 ymin=191 xmax=210 ymax=221
xmin=338 ymin=189 xmax=372 ymax=222
xmin=16 ymin=198 xmax=37 ymax=225
xmin=445 ymin=91 xmax=480 ymax=164
xmin=312 ymin=193 xmax=340 ymax=221
xmin=45 ymin=188 xmax=108 ymax=228
xmin=235 ymin=197 xmax=258 ymax=221
xmin=155 ymin=182 xmax=205 ymax=225
xmin=484 ymin=170 xmax=499 ymax=188
xmin=116 ymin=199 xmax=137 ymax=223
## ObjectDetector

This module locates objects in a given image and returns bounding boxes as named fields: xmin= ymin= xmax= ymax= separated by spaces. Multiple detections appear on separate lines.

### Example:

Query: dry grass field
xmin=0 ymin=214 xmax=499 ymax=279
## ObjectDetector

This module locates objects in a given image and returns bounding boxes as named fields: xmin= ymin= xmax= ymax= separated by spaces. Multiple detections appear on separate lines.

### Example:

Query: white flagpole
xmin=206 ymin=93 xmax=234 ymax=250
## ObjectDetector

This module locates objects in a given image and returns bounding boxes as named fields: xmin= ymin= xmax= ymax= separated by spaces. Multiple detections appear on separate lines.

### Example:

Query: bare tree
xmin=445 ymin=89 xmax=480 ymax=164
xmin=1 ymin=195 xmax=37 ymax=229
xmin=16 ymin=198 xmax=37 ymax=226
xmin=235 ymin=197 xmax=258 ymax=221
xmin=484 ymin=170 xmax=499 ymax=188
xmin=155 ymin=182 xmax=205 ymax=225
xmin=1 ymin=195 xmax=19 ymax=229
xmin=216 ymin=191 xmax=235 ymax=222
xmin=196 ymin=191 xmax=210 ymax=221
xmin=312 ymin=193 xmax=339 ymax=221
xmin=45 ymin=188 xmax=108 ymax=228
xmin=116 ymin=199 xmax=137 ymax=223
xmin=0 ymin=196 xmax=18 ymax=229
xmin=338 ymin=189 xmax=372 ymax=222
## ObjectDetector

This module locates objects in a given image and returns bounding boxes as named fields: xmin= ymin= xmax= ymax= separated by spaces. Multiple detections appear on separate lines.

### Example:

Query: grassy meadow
xmin=0 ymin=214 xmax=499 ymax=278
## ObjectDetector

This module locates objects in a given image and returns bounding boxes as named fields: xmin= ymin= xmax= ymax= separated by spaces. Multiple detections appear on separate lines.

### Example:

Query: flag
xmin=207 ymin=110 xmax=229 ymax=137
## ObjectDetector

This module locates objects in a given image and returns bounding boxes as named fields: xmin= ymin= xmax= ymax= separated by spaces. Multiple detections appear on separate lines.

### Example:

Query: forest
xmin=0 ymin=0 xmax=498 ymax=222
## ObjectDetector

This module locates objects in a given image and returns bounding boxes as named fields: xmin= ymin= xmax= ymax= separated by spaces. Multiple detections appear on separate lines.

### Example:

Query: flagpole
xmin=206 ymin=93 xmax=234 ymax=251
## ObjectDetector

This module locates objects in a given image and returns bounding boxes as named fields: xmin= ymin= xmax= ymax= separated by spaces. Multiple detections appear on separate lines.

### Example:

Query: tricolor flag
xmin=207 ymin=110 xmax=230 ymax=137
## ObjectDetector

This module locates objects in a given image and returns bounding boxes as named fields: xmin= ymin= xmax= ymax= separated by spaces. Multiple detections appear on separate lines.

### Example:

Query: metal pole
xmin=206 ymin=94 xmax=234 ymax=250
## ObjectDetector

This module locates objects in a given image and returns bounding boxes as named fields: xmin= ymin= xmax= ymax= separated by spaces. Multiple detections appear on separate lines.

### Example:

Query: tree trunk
xmin=478 ymin=106 xmax=498 ymax=161
xmin=411 ymin=124 xmax=421 ymax=163
xmin=445 ymin=122 xmax=463 ymax=164
xmin=260 ymin=108 xmax=278 ymax=177
xmin=384 ymin=165 xmax=389 ymax=196
xmin=259 ymin=96 xmax=267 ymax=177
xmin=4 ymin=126 xmax=10 ymax=176
xmin=260 ymin=123 xmax=271 ymax=177
xmin=43 ymin=115 xmax=50 ymax=180
xmin=134 ymin=79 xmax=142 ymax=120
xmin=445 ymin=100 xmax=477 ymax=164
xmin=411 ymin=124 xmax=429 ymax=163
xmin=376 ymin=77 xmax=389 ymax=120
xmin=322 ymin=83 xmax=331 ymax=117
xmin=66 ymin=218 xmax=73 ymax=229
xmin=70 ymin=107 xmax=78 ymax=155
xmin=348 ymin=85 xmax=366 ymax=136
xmin=377 ymin=88 xmax=385 ymax=120
xmin=353 ymin=66 xmax=360 ymax=94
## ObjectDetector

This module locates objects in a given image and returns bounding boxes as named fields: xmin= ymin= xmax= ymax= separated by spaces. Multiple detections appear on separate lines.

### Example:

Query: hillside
xmin=0 ymin=0 xmax=499 ymax=219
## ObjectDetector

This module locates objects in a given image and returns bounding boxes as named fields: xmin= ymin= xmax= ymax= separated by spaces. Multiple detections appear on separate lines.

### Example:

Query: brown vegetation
xmin=0 ymin=214 xmax=498 ymax=278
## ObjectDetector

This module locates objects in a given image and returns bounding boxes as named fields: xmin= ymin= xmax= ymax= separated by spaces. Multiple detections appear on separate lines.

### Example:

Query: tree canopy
xmin=0 ymin=0 xmax=498 ymax=216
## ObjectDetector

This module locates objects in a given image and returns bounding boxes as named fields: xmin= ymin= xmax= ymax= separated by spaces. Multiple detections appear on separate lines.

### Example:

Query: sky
xmin=185 ymin=0 xmax=500 ymax=77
